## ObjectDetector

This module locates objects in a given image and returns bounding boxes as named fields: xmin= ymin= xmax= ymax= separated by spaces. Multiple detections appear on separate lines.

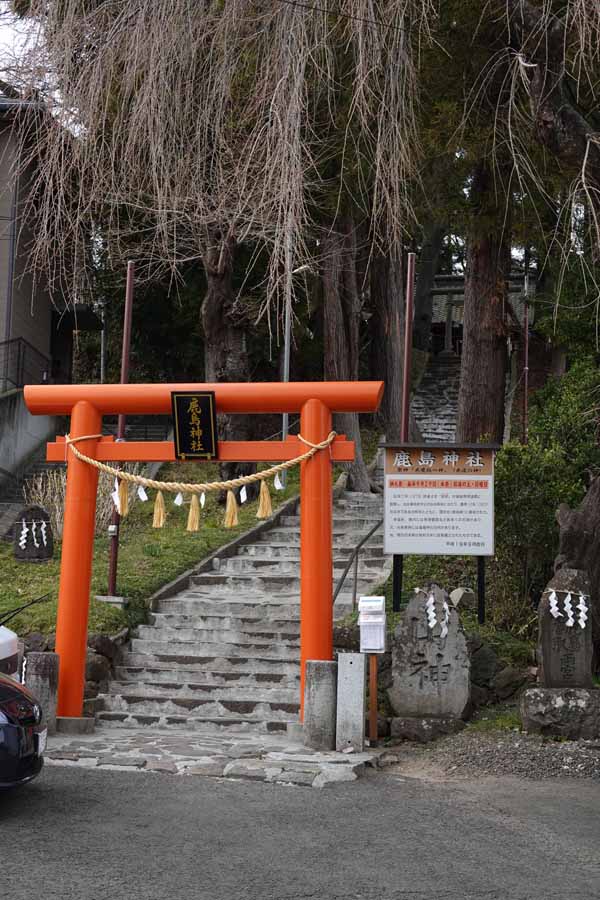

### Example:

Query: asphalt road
xmin=1 ymin=767 xmax=599 ymax=900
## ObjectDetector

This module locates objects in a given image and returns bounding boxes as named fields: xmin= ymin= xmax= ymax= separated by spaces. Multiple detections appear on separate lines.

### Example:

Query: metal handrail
xmin=332 ymin=517 xmax=383 ymax=608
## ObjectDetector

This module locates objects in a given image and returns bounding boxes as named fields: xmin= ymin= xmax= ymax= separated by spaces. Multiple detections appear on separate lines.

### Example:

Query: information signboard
xmin=384 ymin=445 xmax=494 ymax=556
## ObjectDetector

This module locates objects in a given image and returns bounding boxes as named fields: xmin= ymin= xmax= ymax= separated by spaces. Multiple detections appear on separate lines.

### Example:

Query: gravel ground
xmin=391 ymin=728 xmax=600 ymax=780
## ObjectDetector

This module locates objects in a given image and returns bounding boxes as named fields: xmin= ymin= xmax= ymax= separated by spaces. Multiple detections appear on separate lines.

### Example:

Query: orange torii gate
xmin=24 ymin=381 xmax=383 ymax=719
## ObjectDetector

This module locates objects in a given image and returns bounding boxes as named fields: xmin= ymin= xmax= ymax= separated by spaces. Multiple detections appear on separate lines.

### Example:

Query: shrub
xmin=492 ymin=357 xmax=600 ymax=624
xmin=24 ymin=465 xmax=143 ymax=538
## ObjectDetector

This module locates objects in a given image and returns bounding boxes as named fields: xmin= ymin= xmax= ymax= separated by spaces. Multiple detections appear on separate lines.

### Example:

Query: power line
xmin=273 ymin=0 xmax=403 ymax=34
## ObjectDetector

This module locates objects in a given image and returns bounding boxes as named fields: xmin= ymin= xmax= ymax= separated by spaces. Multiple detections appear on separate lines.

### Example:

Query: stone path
xmin=45 ymin=727 xmax=400 ymax=787
xmin=412 ymin=352 xmax=460 ymax=442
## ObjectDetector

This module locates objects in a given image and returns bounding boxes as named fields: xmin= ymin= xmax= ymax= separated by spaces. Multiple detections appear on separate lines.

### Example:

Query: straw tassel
xmin=256 ymin=479 xmax=272 ymax=519
xmin=224 ymin=489 xmax=239 ymax=528
xmin=152 ymin=491 xmax=166 ymax=528
xmin=186 ymin=493 xmax=201 ymax=532
xmin=118 ymin=478 xmax=129 ymax=518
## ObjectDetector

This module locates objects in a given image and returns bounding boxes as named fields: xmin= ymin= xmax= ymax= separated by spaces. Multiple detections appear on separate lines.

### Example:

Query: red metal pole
xmin=55 ymin=401 xmax=101 ymax=716
xmin=299 ymin=398 xmax=333 ymax=719
xmin=369 ymin=654 xmax=378 ymax=743
xmin=401 ymin=252 xmax=416 ymax=443
xmin=393 ymin=252 xmax=416 ymax=613
xmin=523 ymin=299 xmax=529 ymax=444
xmin=107 ymin=261 xmax=135 ymax=596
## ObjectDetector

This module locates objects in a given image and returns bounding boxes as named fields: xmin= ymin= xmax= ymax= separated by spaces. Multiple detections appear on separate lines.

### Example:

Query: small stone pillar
xmin=336 ymin=653 xmax=366 ymax=752
xmin=25 ymin=651 xmax=59 ymax=734
xmin=303 ymin=660 xmax=337 ymax=751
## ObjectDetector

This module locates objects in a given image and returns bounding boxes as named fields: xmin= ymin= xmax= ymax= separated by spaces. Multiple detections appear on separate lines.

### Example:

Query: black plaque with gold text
xmin=171 ymin=391 xmax=218 ymax=460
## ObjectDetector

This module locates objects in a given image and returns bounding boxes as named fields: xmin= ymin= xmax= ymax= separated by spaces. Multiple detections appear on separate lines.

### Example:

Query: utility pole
xmin=107 ymin=261 xmax=135 ymax=597
xmin=281 ymin=263 xmax=310 ymax=485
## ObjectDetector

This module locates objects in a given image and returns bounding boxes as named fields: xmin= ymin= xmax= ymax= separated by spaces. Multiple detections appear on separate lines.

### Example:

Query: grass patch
xmin=0 ymin=458 xmax=300 ymax=637
xmin=466 ymin=706 xmax=522 ymax=733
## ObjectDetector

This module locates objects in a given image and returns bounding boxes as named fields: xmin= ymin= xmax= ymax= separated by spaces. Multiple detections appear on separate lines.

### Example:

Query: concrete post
xmin=303 ymin=660 xmax=337 ymax=750
xmin=336 ymin=652 xmax=366 ymax=752
xmin=25 ymin=651 xmax=59 ymax=734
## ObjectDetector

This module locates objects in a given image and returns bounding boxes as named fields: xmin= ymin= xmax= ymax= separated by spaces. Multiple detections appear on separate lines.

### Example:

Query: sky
xmin=0 ymin=4 xmax=38 ymax=79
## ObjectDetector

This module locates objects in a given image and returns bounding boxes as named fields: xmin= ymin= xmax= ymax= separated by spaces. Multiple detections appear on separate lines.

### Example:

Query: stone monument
xmin=521 ymin=568 xmax=599 ymax=739
xmin=388 ymin=584 xmax=470 ymax=741
xmin=537 ymin=570 xmax=593 ymax=689
xmin=13 ymin=506 xmax=54 ymax=562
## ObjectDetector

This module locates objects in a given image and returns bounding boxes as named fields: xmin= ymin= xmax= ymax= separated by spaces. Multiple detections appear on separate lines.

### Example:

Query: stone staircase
xmin=95 ymin=491 xmax=389 ymax=735
xmin=412 ymin=352 xmax=461 ymax=442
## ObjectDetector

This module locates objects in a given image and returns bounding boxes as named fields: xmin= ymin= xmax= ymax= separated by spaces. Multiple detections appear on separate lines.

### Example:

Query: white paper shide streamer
xmin=137 ymin=485 xmax=148 ymax=502
xmin=173 ymin=492 xmax=184 ymax=507
xmin=111 ymin=477 xmax=120 ymax=514
xmin=31 ymin=521 xmax=39 ymax=548
xmin=563 ymin=591 xmax=574 ymax=627
xmin=274 ymin=473 xmax=284 ymax=491
xmin=18 ymin=519 xmax=28 ymax=550
xmin=425 ymin=592 xmax=437 ymax=630
xmin=577 ymin=593 xmax=588 ymax=630
xmin=440 ymin=599 xmax=450 ymax=639
xmin=240 ymin=486 xmax=248 ymax=504
xmin=548 ymin=590 xmax=562 ymax=618
xmin=40 ymin=521 xmax=48 ymax=547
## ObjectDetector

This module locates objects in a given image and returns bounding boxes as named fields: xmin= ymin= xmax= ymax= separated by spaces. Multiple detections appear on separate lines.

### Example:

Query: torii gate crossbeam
xmin=24 ymin=381 xmax=383 ymax=720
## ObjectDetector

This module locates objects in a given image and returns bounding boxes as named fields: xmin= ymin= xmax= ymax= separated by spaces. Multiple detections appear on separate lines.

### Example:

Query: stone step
xmin=135 ymin=624 xmax=301 ymax=646
xmin=106 ymin=680 xmax=299 ymax=703
xmin=95 ymin=711 xmax=293 ymax=734
xmin=148 ymin=612 xmax=300 ymax=632
xmin=114 ymin=665 xmax=300 ymax=687
xmin=237 ymin=542 xmax=386 ymax=559
xmin=122 ymin=650 xmax=300 ymax=676
xmin=156 ymin=597 xmax=353 ymax=617
xmin=129 ymin=636 xmax=300 ymax=660
xmin=187 ymin=572 xmax=382 ymax=593
xmin=100 ymin=692 xmax=299 ymax=719
xmin=279 ymin=514 xmax=381 ymax=529
xmin=218 ymin=556 xmax=386 ymax=575
xmin=260 ymin=528 xmax=380 ymax=543
xmin=189 ymin=573 xmax=302 ymax=591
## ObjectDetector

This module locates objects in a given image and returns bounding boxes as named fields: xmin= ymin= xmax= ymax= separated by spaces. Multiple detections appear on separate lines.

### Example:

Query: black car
xmin=0 ymin=673 xmax=45 ymax=789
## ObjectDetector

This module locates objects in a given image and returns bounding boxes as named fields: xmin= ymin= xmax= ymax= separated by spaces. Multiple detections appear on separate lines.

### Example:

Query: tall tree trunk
xmin=201 ymin=231 xmax=254 ymax=490
xmin=322 ymin=220 xmax=371 ymax=492
xmin=369 ymin=249 xmax=421 ymax=442
xmin=413 ymin=223 xmax=446 ymax=352
xmin=456 ymin=163 xmax=511 ymax=443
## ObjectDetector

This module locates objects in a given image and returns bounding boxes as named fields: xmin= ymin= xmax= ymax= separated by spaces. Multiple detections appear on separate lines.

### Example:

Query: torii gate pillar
xmin=24 ymin=381 xmax=383 ymax=719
